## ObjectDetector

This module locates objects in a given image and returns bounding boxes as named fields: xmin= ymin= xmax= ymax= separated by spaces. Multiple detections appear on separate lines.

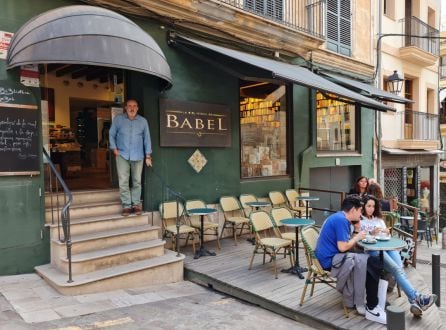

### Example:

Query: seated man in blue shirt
xmin=109 ymin=99 xmax=152 ymax=216
xmin=315 ymin=195 xmax=386 ymax=324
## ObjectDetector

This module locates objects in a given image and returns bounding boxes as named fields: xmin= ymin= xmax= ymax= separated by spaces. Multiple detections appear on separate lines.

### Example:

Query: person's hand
xmin=355 ymin=231 xmax=367 ymax=242
xmin=113 ymin=149 xmax=119 ymax=157
xmin=145 ymin=157 xmax=152 ymax=167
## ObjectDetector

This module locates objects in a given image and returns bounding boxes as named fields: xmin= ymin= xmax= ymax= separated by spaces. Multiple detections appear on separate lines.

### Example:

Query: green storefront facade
xmin=0 ymin=0 xmax=377 ymax=275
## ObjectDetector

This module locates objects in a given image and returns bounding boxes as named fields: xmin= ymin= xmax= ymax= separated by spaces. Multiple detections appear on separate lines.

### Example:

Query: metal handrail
xmin=43 ymin=148 xmax=73 ymax=282
xmin=298 ymin=187 xmax=346 ymax=213
xmin=150 ymin=168 xmax=186 ymax=257
xmin=394 ymin=201 xmax=419 ymax=268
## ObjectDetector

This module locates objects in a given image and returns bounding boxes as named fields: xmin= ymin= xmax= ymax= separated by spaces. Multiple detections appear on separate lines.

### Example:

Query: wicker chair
xmin=249 ymin=211 xmax=293 ymax=278
xmin=219 ymin=196 xmax=251 ymax=244
xmin=285 ymin=189 xmax=312 ymax=218
xmin=159 ymin=200 xmax=197 ymax=253
xmin=185 ymin=199 xmax=220 ymax=250
xmin=239 ymin=194 xmax=258 ymax=218
xmin=299 ymin=225 xmax=348 ymax=317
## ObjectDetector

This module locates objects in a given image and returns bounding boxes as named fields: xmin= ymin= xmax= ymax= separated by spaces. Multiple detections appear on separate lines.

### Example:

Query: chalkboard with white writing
xmin=0 ymin=83 xmax=39 ymax=175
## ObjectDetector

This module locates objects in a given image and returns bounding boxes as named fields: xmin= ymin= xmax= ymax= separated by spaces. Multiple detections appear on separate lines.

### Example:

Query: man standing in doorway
xmin=109 ymin=99 xmax=152 ymax=216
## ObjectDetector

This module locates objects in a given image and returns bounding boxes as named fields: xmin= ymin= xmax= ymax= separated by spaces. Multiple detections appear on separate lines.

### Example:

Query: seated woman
xmin=348 ymin=176 xmax=369 ymax=197
xmin=367 ymin=182 xmax=391 ymax=212
xmin=360 ymin=195 xmax=436 ymax=316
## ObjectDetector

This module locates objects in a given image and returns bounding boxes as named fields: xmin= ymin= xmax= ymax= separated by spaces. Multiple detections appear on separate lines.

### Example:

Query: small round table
xmin=188 ymin=208 xmax=218 ymax=259
xmin=280 ymin=217 xmax=315 ymax=279
xmin=245 ymin=201 xmax=271 ymax=210
xmin=357 ymin=237 xmax=406 ymax=263
xmin=245 ymin=201 xmax=271 ymax=244
xmin=296 ymin=196 xmax=319 ymax=219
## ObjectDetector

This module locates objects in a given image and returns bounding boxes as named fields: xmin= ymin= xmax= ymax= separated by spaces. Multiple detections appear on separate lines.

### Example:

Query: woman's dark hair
xmin=367 ymin=182 xmax=384 ymax=199
xmin=351 ymin=176 xmax=368 ymax=194
xmin=362 ymin=194 xmax=382 ymax=219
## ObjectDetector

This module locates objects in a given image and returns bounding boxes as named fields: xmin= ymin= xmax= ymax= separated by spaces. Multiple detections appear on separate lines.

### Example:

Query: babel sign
xmin=159 ymin=98 xmax=231 ymax=147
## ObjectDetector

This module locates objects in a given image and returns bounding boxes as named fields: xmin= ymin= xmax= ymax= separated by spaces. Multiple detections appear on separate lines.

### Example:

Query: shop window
xmin=240 ymin=81 xmax=288 ymax=178
xmin=316 ymin=92 xmax=357 ymax=152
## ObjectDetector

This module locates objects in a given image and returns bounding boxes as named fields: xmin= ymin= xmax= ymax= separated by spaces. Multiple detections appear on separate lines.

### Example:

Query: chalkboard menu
xmin=0 ymin=82 xmax=39 ymax=175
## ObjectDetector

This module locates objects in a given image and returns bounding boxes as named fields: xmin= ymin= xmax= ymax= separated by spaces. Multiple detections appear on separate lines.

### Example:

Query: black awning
xmin=174 ymin=36 xmax=395 ymax=112
xmin=322 ymin=73 xmax=413 ymax=104
xmin=6 ymin=5 xmax=172 ymax=89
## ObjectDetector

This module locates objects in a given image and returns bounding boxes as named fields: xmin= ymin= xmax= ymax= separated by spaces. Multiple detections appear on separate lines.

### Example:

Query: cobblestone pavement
xmin=412 ymin=236 xmax=446 ymax=324
xmin=0 ymin=277 xmax=315 ymax=330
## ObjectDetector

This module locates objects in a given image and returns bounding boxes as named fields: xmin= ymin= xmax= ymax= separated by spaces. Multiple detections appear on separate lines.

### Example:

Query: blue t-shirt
xmin=315 ymin=211 xmax=351 ymax=270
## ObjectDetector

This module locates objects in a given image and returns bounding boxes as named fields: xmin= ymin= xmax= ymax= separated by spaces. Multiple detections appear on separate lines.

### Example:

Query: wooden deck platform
xmin=183 ymin=237 xmax=441 ymax=329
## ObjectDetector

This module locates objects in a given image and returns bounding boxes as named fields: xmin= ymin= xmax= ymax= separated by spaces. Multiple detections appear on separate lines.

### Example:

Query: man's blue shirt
xmin=315 ymin=211 xmax=351 ymax=270
xmin=109 ymin=113 xmax=151 ymax=161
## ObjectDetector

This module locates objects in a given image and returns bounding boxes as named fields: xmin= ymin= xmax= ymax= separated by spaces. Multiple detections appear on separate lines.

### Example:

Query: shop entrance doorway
xmin=41 ymin=64 xmax=124 ymax=191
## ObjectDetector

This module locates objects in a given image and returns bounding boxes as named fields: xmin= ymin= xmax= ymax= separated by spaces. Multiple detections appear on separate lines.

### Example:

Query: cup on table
xmin=365 ymin=234 xmax=373 ymax=242
xmin=377 ymin=231 xmax=389 ymax=239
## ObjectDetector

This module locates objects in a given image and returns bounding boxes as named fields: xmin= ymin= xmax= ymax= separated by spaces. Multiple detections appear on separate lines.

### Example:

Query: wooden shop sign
xmin=160 ymin=98 xmax=231 ymax=147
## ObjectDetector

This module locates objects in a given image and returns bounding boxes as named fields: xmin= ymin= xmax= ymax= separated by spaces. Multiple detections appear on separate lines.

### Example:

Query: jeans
xmin=116 ymin=155 xmax=144 ymax=208
xmin=368 ymin=250 xmax=418 ymax=302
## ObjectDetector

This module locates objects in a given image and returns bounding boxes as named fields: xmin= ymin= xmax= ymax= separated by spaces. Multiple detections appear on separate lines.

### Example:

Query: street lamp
xmin=386 ymin=70 xmax=404 ymax=95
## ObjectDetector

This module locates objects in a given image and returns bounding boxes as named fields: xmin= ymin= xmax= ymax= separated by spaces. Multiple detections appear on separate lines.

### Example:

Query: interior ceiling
xmin=39 ymin=64 xmax=124 ymax=84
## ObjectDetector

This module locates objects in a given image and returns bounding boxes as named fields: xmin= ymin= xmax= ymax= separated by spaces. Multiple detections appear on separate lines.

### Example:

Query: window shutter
xmin=245 ymin=0 xmax=283 ymax=21
xmin=326 ymin=0 xmax=351 ymax=56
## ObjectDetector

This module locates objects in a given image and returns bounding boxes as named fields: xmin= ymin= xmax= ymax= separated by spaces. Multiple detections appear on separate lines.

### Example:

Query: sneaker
xmin=410 ymin=302 xmax=423 ymax=317
xmin=122 ymin=208 xmax=132 ymax=216
xmin=133 ymin=205 xmax=142 ymax=215
xmin=413 ymin=293 xmax=437 ymax=311
xmin=366 ymin=305 xmax=387 ymax=325
xmin=356 ymin=305 xmax=366 ymax=316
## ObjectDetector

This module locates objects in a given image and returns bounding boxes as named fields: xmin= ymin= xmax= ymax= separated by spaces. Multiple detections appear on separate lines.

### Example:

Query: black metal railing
xmin=400 ymin=110 xmax=439 ymax=140
xmin=150 ymin=169 xmax=187 ymax=257
xmin=402 ymin=16 xmax=439 ymax=56
xmin=216 ymin=0 xmax=326 ymax=39
xmin=43 ymin=148 xmax=73 ymax=283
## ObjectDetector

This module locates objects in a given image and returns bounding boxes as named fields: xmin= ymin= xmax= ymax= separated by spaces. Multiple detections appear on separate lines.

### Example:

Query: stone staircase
xmin=36 ymin=189 xmax=184 ymax=295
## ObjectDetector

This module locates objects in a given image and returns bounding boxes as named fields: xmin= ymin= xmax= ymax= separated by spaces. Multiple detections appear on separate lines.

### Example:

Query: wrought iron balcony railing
xmin=216 ymin=0 xmax=326 ymax=39
xmin=402 ymin=16 xmax=439 ymax=56
xmin=398 ymin=110 xmax=439 ymax=140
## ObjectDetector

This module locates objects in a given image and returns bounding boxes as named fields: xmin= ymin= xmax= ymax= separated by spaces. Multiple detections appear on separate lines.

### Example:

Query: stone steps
xmin=36 ymin=249 xmax=184 ymax=295
xmin=39 ymin=189 xmax=185 ymax=295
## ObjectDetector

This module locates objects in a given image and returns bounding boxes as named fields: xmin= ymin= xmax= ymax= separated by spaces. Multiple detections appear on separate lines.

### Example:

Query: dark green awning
xmin=175 ymin=36 xmax=395 ymax=112
xmin=322 ymin=73 xmax=413 ymax=104
xmin=7 ymin=5 xmax=172 ymax=89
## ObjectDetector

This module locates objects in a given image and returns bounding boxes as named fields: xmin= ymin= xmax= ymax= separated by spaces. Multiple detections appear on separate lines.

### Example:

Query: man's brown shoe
xmin=133 ymin=205 xmax=142 ymax=215
xmin=122 ymin=208 xmax=132 ymax=216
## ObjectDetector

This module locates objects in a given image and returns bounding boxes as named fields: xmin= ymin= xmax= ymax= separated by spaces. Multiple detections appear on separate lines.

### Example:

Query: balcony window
xmin=244 ymin=0 xmax=283 ymax=21
xmin=326 ymin=0 xmax=351 ymax=56
xmin=441 ymin=56 xmax=446 ymax=78
xmin=316 ymin=92 xmax=357 ymax=152
xmin=240 ymin=80 xmax=289 ymax=178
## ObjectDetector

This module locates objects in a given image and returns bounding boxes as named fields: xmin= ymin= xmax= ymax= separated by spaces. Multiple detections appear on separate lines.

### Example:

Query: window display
xmin=240 ymin=81 xmax=288 ymax=178
xmin=316 ymin=92 xmax=357 ymax=152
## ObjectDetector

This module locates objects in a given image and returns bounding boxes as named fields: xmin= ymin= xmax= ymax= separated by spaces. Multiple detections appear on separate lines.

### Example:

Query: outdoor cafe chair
xmin=239 ymin=194 xmax=258 ymax=217
xmin=159 ymin=200 xmax=197 ymax=254
xmin=299 ymin=225 xmax=349 ymax=317
xmin=185 ymin=199 xmax=220 ymax=250
xmin=285 ymin=189 xmax=312 ymax=218
xmin=268 ymin=191 xmax=297 ymax=216
xmin=248 ymin=211 xmax=293 ymax=279
xmin=219 ymin=196 xmax=251 ymax=245
xmin=270 ymin=207 xmax=297 ymax=244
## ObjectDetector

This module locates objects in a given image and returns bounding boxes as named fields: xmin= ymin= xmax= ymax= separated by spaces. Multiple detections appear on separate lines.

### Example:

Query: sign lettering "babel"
xmin=160 ymin=99 xmax=231 ymax=147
